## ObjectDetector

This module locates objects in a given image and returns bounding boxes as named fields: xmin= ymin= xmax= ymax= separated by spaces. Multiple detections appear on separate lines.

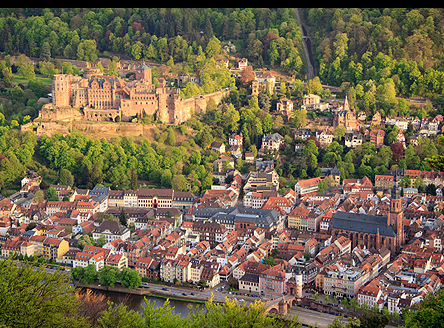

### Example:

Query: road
xmin=146 ymin=282 xmax=342 ymax=327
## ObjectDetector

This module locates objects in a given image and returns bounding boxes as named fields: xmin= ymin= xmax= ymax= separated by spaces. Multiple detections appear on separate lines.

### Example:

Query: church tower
xmin=388 ymin=187 xmax=404 ymax=252
xmin=344 ymin=95 xmax=350 ymax=111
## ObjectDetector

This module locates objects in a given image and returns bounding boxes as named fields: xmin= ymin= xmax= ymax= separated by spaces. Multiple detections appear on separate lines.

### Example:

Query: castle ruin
xmin=44 ymin=62 xmax=229 ymax=125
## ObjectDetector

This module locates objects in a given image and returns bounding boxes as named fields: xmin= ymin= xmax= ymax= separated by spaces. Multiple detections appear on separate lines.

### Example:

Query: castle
xmin=46 ymin=62 xmax=229 ymax=125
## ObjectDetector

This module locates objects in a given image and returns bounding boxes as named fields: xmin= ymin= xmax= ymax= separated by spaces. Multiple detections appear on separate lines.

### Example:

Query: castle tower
xmin=135 ymin=61 xmax=152 ymax=83
xmin=52 ymin=74 xmax=71 ymax=108
xmin=388 ymin=186 xmax=404 ymax=252
xmin=295 ymin=267 xmax=303 ymax=298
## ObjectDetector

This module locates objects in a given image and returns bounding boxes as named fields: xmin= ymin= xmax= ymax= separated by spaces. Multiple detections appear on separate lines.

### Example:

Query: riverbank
xmin=74 ymin=281 xmax=209 ymax=304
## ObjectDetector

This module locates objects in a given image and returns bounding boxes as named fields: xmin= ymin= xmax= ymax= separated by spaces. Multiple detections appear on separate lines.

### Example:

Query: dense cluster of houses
xmin=2 ymin=89 xmax=444 ymax=314
xmin=1 ymin=156 xmax=444 ymax=314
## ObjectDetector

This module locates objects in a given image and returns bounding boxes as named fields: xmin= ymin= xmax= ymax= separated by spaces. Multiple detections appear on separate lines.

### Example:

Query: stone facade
xmin=49 ymin=63 xmax=229 ymax=125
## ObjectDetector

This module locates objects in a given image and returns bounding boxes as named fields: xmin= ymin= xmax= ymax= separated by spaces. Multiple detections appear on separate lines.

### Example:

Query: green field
xmin=12 ymin=74 xmax=53 ymax=85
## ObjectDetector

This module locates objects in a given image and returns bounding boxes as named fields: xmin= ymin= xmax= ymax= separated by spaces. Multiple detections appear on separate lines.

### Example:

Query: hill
xmin=301 ymin=8 xmax=444 ymax=107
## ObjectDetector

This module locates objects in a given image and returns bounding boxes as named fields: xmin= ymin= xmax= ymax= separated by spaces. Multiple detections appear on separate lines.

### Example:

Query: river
xmin=91 ymin=289 xmax=197 ymax=318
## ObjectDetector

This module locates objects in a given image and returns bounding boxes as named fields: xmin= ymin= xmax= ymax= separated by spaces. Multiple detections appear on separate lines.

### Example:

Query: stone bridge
xmin=264 ymin=294 xmax=302 ymax=316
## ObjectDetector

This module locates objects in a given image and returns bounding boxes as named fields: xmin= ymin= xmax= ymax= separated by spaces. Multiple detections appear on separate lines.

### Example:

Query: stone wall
xmin=38 ymin=104 xmax=83 ymax=122
xmin=72 ymin=121 xmax=144 ymax=136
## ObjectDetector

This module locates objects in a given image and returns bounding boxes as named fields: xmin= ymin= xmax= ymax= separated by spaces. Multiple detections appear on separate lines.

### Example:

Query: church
xmin=333 ymin=96 xmax=358 ymax=131
xmin=330 ymin=188 xmax=405 ymax=254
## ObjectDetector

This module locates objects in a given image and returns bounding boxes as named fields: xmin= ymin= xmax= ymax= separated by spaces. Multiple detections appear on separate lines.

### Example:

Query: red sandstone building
xmin=49 ymin=62 xmax=228 ymax=125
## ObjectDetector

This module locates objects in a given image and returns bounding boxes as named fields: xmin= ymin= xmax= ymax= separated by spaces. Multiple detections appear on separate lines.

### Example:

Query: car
xmin=335 ymin=313 xmax=341 ymax=316
xmin=190 ymin=292 xmax=194 ymax=295
xmin=162 ymin=287 xmax=168 ymax=291
xmin=329 ymin=312 xmax=335 ymax=315
xmin=322 ymin=311 xmax=328 ymax=313
xmin=97 ymin=284 xmax=101 ymax=287
xmin=182 ymin=293 xmax=187 ymax=296
xmin=343 ymin=315 xmax=348 ymax=318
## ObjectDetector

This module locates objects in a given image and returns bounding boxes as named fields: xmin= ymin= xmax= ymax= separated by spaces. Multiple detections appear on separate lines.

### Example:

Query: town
xmin=2 ymin=7 xmax=444 ymax=327
xmin=2 ymin=61 xmax=444 ymax=324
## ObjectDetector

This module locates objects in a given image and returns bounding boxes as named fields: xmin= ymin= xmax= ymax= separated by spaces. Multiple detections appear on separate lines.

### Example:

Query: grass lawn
xmin=12 ymin=74 xmax=53 ymax=85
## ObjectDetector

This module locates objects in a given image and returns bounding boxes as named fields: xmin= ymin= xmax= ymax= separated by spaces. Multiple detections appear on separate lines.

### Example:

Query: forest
xmin=0 ymin=8 xmax=444 ymax=197
xmin=301 ymin=8 xmax=444 ymax=111
xmin=0 ymin=8 xmax=305 ymax=77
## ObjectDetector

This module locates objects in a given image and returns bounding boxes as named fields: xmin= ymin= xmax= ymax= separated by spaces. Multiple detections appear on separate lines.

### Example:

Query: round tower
xmin=295 ymin=268 xmax=303 ymax=298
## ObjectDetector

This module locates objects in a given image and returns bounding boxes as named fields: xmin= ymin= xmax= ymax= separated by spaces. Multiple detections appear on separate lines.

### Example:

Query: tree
xmin=172 ymin=174 xmax=187 ymax=192
xmin=263 ymin=257 xmax=276 ymax=266
xmin=83 ymin=264 xmax=98 ymax=285
xmin=0 ymin=258 xmax=89 ymax=328
xmin=359 ymin=311 xmax=389 ymax=328
xmin=71 ymin=266 xmax=85 ymax=281
xmin=167 ymin=128 xmax=176 ymax=146
xmin=98 ymin=265 xmax=120 ymax=288
xmin=119 ymin=208 xmax=127 ymax=227
xmin=239 ymin=65 xmax=254 ymax=85
xmin=119 ymin=267 xmax=142 ymax=290
xmin=18 ymin=63 xmax=36 ymax=80
xmin=59 ymin=168 xmax=74 ymax=187
xmin=46 ymin=187 xmax=58 ymax=201
xmin=306 ymin=77 xmax=323 ymax=95
xmin=293 ymin=109 xmax=307 ymax=128
xmin=391 ymin=142 xmax=405 ymax=163
xmin=77 ymin=234 xmax=94 ymax=251
xmin=96 ymin=301 xmax=144 ymax=328
xmin=130 ymin=168 xmax=138 ymax=190
xmin=2 ymin=67 xmax=13 ymax=86
xmin=426 ymin=135 xmax=444 ymax=171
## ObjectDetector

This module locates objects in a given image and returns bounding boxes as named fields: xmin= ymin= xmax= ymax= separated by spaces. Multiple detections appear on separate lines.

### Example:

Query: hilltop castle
xmin=44 ymin=62 xmax=229 ymax=125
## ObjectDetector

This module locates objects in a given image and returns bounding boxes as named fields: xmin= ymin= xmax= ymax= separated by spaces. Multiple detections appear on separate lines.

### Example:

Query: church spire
xmin=344 ymin=95 xmax=349 ymax=111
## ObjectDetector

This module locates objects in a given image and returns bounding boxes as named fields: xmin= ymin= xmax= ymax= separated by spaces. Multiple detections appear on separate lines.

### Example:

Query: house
xmin=294 ymin=128 xmax=312 ymax=140
xmin=261 ymin=133 xmax=284 ymax=152
xmin=259 ymin=266 xmax=285 ymax=298
xmin=244 ymin=151 xmax=255 ymax=163
xmin=344 ymin=132 xmax=363 ymax=148
xmin=211 ymin=141 xmax=226 ymax=153
xmin=288 ymin=206 xmax=310 ymax=230
xmin=238 ymin=58 xmax=248 ymax=70
xmin=371 ymin=112 xmax=382 ymax=126
xmin=135 ymin=256 xmax=160 ymax=279
xmin=92 ymin=220 xmax=130 ymax=243
xmin=228 ymin=133 xmax=243 ymax=147
xmin=239 ymin=273 xmax=260 ymax=296
xmin=276 ymin=98 xmax=294 ymax=120
xmin=333 ymin=96 xmax=358 ymax=131
xmin=375 ymin=175 xmax=395 ymax=190
xmin=316 ymin=129 xmax=334 ymax=148
xmin=243 ymin=170 xmax=279 ymax=193
xmin=42 ymin=237 xmax=69 ymax=260
xmin=295 ymin=177 xmax=321 ymax=197
xmin=105 ymin=253 xmax=128 ymax=269
xmin=301 ymin=94 xmax=329 ymax=111
xmin=369 ymin=129 xmax=385 ymax=148
xmin=252 ymin=70 xmax=275 ymax=96
xmin=73 ymin=245 xmax=109 ymax=271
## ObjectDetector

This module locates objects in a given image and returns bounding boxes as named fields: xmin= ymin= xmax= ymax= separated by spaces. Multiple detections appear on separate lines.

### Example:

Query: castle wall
xmin=38 ymin=104 xmax=83 ymax=122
